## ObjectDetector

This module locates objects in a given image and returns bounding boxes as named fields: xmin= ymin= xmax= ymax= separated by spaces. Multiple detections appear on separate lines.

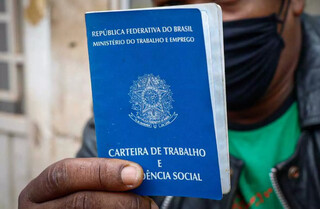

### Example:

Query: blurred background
xmin=0 ymin=0 xmax=319 ymax=208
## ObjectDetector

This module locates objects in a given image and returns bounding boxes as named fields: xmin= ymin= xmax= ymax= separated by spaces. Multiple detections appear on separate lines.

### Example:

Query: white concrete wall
xmin=306 ymin=0 xmax=320 ymax=15
xmin=0 ymin=1 xmax=113 ymax=208
xmin=23 ymin=0 xmax=119 ymax=180
xmin=0 ymin=113 xmax=30 ymax=209
xmin=24 ymin=0 xmax=54 ymax=177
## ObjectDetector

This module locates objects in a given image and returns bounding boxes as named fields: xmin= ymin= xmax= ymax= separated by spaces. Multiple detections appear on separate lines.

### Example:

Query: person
xmin=19 ymin=0 xmax=320 ymax=208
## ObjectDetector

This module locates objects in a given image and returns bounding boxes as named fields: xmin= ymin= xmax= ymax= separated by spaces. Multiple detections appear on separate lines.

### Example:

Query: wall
xmin=0 ymin=1 xmax=124 ymax=208
xmin=24 ymin=0 xmax=133 ymax=178
xmin=131 ymin=0 xmax=152 ymax=8
xmin=50 ymin=0 xmax=108 ymax=162
xmin=0 ymin=114 xmax=30 ymax=209
xmin=306 ymin=0 xmax=320 ymax=15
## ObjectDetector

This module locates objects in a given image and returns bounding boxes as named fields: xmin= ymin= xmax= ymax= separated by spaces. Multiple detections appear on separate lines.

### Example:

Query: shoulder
xmin=297 ymin=14 xmax=320 ymax=128
xmin=76 ymin=118 xmax=98 ymax=158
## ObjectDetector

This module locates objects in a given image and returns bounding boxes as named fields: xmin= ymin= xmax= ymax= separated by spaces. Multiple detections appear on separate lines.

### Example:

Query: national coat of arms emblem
xmin=129 ymin=74 xmax=178 ymax=128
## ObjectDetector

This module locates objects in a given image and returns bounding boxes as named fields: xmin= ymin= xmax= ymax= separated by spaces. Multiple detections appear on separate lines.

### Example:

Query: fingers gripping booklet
xmin=85 ymin=3 xmax=230 ymax=200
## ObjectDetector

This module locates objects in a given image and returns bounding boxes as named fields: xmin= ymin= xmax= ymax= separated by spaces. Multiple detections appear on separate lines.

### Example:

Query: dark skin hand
xmin=19 ymin=158 xmax=158 ymax=209
xmin=19 ymin=0 xmax=305 ymax=208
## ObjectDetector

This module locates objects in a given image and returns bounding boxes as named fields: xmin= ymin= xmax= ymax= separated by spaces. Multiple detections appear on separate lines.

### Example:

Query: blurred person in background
xmin=19 ymin=0 xmax=320 ymax=208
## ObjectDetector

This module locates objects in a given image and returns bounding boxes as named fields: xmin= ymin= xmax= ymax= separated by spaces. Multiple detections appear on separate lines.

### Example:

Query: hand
xmin=19 ymin=158 xmax=158 ymax=209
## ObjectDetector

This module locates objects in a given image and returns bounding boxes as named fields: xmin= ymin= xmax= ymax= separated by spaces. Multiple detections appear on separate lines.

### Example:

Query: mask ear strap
xmin=279 ymin=0 xmax=291 ymax=34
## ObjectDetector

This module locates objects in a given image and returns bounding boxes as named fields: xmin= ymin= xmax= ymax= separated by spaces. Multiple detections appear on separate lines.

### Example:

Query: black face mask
xmin=223 ymin=1 xmax=289 ymax=111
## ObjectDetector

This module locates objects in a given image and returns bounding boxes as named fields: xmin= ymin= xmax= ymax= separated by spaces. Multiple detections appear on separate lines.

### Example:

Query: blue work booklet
xmin=86 ymin=3 xmax=229 ymax=200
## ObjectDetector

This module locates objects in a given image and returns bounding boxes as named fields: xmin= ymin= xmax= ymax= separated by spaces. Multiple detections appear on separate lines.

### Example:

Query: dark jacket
xmin=77 ymin=14 xmax=320 ymax=209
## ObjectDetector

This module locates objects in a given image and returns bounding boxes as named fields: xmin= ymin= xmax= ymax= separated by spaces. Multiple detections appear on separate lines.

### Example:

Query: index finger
xmin=24 ymin=158 xmax=144 ymax=203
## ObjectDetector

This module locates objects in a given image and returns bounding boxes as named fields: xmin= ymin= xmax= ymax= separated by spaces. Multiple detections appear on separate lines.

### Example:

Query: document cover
xmin=86 ymin=3 xmax=229 ymax=200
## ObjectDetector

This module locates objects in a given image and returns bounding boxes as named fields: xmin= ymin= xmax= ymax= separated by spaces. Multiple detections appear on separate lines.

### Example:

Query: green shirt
xmin=229 ymin=103 xmax=301 ymax=209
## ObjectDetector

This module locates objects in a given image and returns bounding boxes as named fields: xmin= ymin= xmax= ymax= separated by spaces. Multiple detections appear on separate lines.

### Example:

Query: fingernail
xmin=151 ymin=201 xmax=159 ymax=209
xmin=121 ymin=166 xmax=139 ymax=186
